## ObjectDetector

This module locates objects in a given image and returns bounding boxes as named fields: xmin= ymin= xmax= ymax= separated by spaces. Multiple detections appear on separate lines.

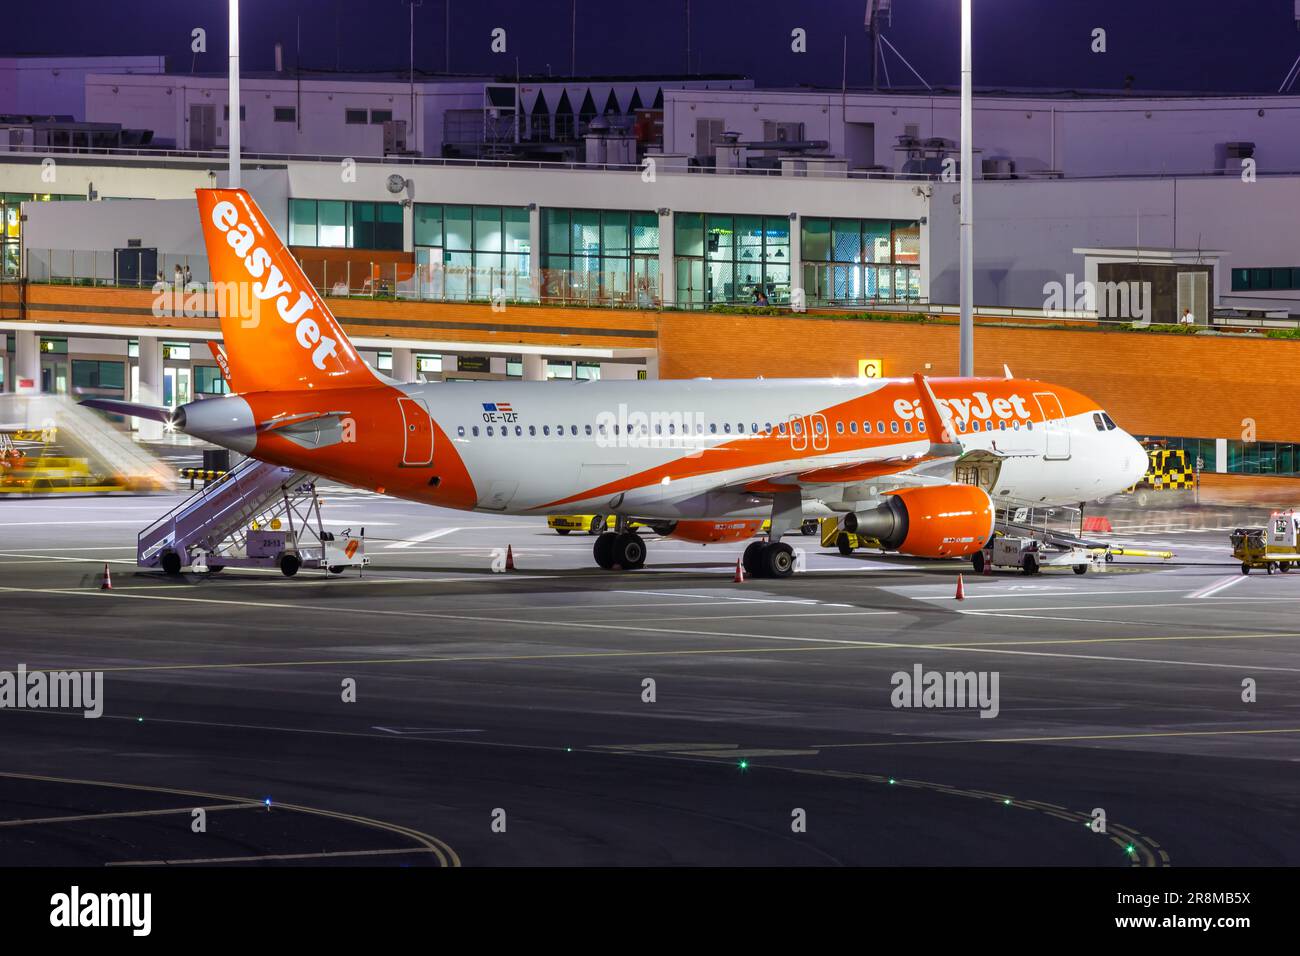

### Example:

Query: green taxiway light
xmin=738 ymin=760 xmax=749 ymax=771
xmin=1125 ymin=843 xmax=1136 ymax=855
xmin=1003 ymin=799 xmax=1012 ymax=806
xmin=888 ymin=778 xmax=896 ymax=785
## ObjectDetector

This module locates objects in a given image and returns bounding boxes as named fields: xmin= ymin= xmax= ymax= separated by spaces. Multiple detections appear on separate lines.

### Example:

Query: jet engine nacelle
xmin=841 ymin=484 xmax=994 ymax=558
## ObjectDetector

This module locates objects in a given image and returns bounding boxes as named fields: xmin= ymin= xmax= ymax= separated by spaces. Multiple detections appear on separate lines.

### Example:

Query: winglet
xmin=912 ymin=373 xmax=964 ymax=458
xmin=1003 ymin=363 xmax=1013 ymax=380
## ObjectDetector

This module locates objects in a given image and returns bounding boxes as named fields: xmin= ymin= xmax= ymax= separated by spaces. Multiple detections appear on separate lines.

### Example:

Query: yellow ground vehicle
xmin=0 ymin=455 xmax=102 ymax=492
xmin=549 ymin=516 xmax=791 ymax=537
xmin=548 ymin=514 xmax=619 ymax=535
xmin=1124 ymin=442 xmax=1196 ymax=505
xmin=1233 ymin=510 xmax=1300 ymax=574
xmin=820 ymin=517 xmax=882 ymax=555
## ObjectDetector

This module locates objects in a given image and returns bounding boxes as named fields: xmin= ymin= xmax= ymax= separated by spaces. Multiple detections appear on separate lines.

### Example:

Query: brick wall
xmin=657 ymin=313 xmax=1300 ymax=442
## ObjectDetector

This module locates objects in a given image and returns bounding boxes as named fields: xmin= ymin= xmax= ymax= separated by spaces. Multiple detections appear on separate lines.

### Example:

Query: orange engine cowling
xmin=842 ymin=484 xmax=994 ymax=558
xmin=663 ymin=519 xmax=766 ymax=544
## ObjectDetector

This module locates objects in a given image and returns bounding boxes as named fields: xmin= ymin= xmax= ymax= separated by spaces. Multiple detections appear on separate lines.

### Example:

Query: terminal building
xmin=1 ymin=55 xmax=1299 ymax=474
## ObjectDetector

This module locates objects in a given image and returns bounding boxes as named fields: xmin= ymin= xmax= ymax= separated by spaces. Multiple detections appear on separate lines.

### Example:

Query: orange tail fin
xmin=196 ymin=188 xmax=377 ymax=392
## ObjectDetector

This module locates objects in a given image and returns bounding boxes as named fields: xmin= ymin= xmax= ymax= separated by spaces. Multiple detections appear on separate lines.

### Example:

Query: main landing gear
xmin=742 ymin=540 xmax=796 ymax=578
xmin=593 ymin=526 xmax=646 ymax=570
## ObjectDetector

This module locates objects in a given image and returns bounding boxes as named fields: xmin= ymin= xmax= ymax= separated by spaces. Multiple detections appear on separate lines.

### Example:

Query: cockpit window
xmin=1101 ymin=412 xmax=1117 ymax=431
xmin=1093 ymin=412 xmax=1106 ymax=432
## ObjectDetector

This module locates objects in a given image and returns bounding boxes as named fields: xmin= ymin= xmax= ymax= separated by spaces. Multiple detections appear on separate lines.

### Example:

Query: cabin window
xmin=457 ymin=425 xmax=465 ymax=437
xmin=890 ymin=421 xmax=899 ymax=434
xmin=471 ymin=426 xmax=479 ymax=437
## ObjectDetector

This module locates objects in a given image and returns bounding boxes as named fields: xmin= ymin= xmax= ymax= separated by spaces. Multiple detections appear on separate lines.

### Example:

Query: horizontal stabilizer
xmin=80 ymin=398 xmax=175 ymax=423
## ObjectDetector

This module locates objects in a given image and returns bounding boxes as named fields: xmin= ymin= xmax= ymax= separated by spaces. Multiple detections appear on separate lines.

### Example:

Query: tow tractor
xmin=1232 ymin=510 xmax=1300 ymax=575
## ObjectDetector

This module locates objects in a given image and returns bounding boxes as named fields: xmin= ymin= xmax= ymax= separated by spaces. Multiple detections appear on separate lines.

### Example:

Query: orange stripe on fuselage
xmin=531 ymin=378 xmax=1099 ymax=510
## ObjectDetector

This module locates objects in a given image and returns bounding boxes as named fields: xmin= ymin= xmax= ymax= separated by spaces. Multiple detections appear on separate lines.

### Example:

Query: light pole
xmin=958 ymin=0 xmax=974 ymax=376
xmin=228 ymin=0 xmax=240 ymax=188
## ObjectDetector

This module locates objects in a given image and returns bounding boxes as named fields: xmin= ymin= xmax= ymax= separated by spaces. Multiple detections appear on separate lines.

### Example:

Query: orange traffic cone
xmin=734 ymin=558 xmax=745 ymax=583
xmin=954 ymin=573 xmax=965 ymax=600
xmin=101 ymin=563 xmax=113 ymax=590
xmin=505 ymin=544 xmax=515 ymax=571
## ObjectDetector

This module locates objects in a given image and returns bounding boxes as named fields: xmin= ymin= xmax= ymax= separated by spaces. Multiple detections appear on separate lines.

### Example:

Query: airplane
xmin=83 ymin=188 xmax=1149 ymax=578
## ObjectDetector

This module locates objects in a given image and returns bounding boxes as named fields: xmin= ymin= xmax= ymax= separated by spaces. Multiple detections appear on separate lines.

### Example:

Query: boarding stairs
xmin=137 ymin=457 xmax=312 ymax=570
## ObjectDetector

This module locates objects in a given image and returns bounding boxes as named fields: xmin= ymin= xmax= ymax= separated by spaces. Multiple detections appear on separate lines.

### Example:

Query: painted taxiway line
xmin=1189 ymin=574 xmax=1249 ymax=600
xmin=384 ymin=527 xmax=463 ymax=549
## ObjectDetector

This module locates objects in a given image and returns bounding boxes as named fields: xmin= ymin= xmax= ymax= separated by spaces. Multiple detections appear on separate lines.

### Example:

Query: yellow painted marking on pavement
xmin=0 ymin=802 xmax=256 ymax=827
xmin=110 ymin=847 xmax=439 ymax=866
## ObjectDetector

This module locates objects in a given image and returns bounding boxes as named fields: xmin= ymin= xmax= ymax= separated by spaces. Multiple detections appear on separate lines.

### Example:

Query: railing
xmin=9 ymin=143 xmax=1300 ymax=183
xmin=18 ymin=247 xmax=1299 ymax=328
xmin=25 ymin=249 xmax=209 ymax=289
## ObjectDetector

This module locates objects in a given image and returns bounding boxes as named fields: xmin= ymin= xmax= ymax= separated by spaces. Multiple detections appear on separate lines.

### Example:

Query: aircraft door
xmin=1033 ymin=392 xmax=1070 ymax=460
xmin=398 ymin=396 xmax=434 ymax=466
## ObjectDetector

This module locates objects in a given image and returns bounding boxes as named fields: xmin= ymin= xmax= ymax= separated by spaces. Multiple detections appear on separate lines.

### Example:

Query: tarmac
xmin=1 ymin=485 xmax=1298 ymax=866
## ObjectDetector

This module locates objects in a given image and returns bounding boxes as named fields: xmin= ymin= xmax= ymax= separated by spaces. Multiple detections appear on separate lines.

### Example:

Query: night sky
xmin=4 ymin=0 xmax=1298 ymax=94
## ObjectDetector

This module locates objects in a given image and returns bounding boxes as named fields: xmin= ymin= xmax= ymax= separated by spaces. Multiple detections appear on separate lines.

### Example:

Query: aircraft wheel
xmin=763 ymin=542 xmax=796 ymax=578
xmin=593 ymin=532 xmax=619 ymax=570
xmin=742 ymin=541 xmax=766 ymax=577
xmin=1021 ymin=554 xmax=1039 ymax=575
xmin=836 ymin=533 xmax=855 ymax=556
xmin=971 ymin=551 xmax=986 ymax=574
xmin=160 ymin=551 xmax=182 ymax=576
xmin=614 ymin=532 xmax=646 ymax=570
xmin=280 ymin=553 xmax=301 ymax=578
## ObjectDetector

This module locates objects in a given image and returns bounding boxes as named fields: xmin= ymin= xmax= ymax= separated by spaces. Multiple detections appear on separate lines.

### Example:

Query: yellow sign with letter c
xmin=857 ymin=358 xmax=883 ymax=379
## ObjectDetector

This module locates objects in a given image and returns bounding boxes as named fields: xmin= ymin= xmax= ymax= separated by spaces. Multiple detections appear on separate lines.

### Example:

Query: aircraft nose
xmin=1120 ymin=433 xmax=1147 ymax=487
